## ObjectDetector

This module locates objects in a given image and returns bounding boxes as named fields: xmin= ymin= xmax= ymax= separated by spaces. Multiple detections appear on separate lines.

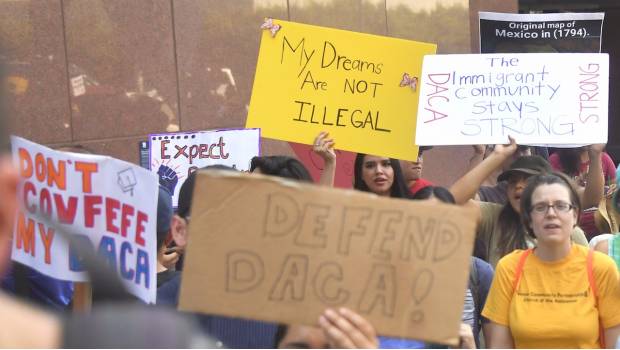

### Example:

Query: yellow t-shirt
xmin=482 ymin=245 xmax=620 ymax=348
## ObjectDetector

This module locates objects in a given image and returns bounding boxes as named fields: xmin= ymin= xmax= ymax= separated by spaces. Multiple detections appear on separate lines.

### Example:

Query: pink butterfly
xmin=400 ymin=73 xmax=418 ymax=92
xmin=260 ymin=18 xmax=281 ymax=38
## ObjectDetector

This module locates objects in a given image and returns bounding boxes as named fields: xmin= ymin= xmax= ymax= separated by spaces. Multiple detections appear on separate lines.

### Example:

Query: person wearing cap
xmin=312 ymin=132 xmax=413 ymax=199
xmin=450 ymin=137 xmax=592 ymax=267
xmin=469 ymin=144 xmax=532 ymax=205
xmin=154 ymin=185 xmax=183 ymax=306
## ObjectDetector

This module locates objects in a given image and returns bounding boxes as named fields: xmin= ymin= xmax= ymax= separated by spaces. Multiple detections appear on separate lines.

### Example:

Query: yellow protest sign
xmin=246 ymin=19 xmax=437 ymax=161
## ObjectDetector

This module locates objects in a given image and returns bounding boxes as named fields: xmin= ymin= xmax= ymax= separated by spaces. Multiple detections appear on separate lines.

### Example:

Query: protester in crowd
xmin=399 ymin=146 xmax=434 ymax=196
xmin=482 ymin=172 xmax=620 ymax=348
xmin=312 ymin=132 xmax=411 ymax=198
xmin=155 ymin=185 xmax=181 ymax=306
xmin=468 ymin=144 xmax=531 ymax=205
xmin=151 ymin=164 xmax=278 ymax=348
xmin=548 ymin=146 xmax=612 ymax=239
xmin=451 ymin=137 xmax=589 ymax=267
xmin=590 ymin=175 xmax=620 ymax=270
xmin=351 ymin=153 xmax=412 ymax=198
xmin=550 ymin=146 xmax=616 ymax=188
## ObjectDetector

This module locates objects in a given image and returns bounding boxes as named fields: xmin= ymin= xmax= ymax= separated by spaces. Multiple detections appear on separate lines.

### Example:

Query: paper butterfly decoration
xmin=261 ymin=18 xmax=281 ymax=38
xmin=399 ymin=73 xmax=418 ymax=92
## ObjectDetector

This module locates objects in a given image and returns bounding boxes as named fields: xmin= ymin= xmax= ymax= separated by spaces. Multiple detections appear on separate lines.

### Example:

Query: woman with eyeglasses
xmin=482 ymin=172 xmax=620 ymax=348
xmin=450 ymin=137 xmax=592 ymax=267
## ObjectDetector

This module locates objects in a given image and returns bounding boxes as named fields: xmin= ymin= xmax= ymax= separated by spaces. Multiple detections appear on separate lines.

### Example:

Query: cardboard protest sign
xmin=11 ymin=136 xmax=158 ymax=303
xmin=178 ymin=171 xmax=477 ymax=345
xmin=288 ymin=142 xmax=355 ymax=189
xmin=149 ymin=128 xmax=260 ymax=207
xmin=415 ymin=53 xmax=608 ymax=146
xmin=246 ymin=19 xmax=437 ymax=161
xmin=479 ymin=12 xmax=604 ymax=54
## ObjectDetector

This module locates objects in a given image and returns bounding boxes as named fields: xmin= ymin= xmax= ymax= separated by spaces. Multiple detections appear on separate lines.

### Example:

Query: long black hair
xmin=496 ymin=202 xmax=528 ymax=258
xmin=353 ymin=153 xmax=412 ymax=199
xmin=250 ymin=156 xmax=313 ymax=182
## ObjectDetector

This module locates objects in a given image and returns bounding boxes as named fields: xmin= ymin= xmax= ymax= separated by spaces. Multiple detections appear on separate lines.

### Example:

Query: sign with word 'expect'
xmin=246 ymin=19 xmax=436 ymax=161
xmin=415 ymin=53 xmax=608 ymax=146
xmin=178 ymin=171 xmax=477 ymax=345
xmin=11 ymin=136 xmax=158 ymax=303
xmin=149 ymin=128 xmax=260 ymax=207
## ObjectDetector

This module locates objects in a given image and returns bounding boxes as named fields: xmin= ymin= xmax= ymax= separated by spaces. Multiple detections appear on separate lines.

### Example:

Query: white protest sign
xmin=149 ymin=128 xmax=260 ymax=207
xmin=11 ymin=136 xmax=158 ymax=303
xmin=415 ymin=53 xmax=608 ymax=146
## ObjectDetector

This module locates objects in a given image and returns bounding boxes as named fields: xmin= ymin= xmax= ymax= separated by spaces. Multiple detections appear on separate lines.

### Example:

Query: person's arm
xmin=604 ymin=324 xmax=620 ymax=349
xmin=458 ymin=323 xmax=476 ymax=349
xmin=485 ymin=322 xmax=514 ymax=348
xmin=450 ymin=137 xmax=516 ymax=205
xmin=467 ymin=145 xmax=486 ymax=173
xmin=313 ymin=132 xmax=336 ymax=187
xmin=581 ymin=144 xmax=605 ymax=209
xmin=318 ymin=307 xmax=378 ymax=349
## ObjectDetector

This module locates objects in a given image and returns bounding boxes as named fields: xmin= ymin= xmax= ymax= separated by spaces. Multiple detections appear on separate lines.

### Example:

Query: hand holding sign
xmin=319 ymin=307 xmax=379 ymax=349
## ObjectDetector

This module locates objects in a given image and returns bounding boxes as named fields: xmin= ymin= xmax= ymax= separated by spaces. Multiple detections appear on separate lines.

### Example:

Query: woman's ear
xmin=170 ymin=215 xmax=188 ymax=249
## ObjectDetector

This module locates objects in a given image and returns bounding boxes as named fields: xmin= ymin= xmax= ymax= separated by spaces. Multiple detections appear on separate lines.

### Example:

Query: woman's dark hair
xmin=353 ymin=153 xmax=412 ymax=199
xmin=520 ymin=172 xmax=581 ymax=237
xmin=250 ymin=156 xmax=312 ymax=182
xmin=412 ymin=186 xmax=455 ymax=204
xmin=556 ymin=148 xmax=584 ymax=177
xmin=496 ymin=203 xmax=528 ymax=257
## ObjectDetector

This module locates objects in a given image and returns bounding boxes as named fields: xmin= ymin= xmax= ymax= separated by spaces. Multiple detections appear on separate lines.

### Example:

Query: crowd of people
xmin=1 ymin=65 xmax=620 ymax=348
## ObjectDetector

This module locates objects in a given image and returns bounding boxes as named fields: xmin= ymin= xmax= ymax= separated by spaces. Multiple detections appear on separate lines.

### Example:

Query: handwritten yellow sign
xmin=246 ymin=20 xmax=437 ymax=161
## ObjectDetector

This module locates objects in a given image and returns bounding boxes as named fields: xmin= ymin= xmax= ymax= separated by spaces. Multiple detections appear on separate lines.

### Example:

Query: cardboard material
xmin=246 ymin=19 xmax=437 ymax=161
xmin=415 ymin=53 xmax=609 ymax=146
xmin=178 ymin=171 xmax=477 ymax=345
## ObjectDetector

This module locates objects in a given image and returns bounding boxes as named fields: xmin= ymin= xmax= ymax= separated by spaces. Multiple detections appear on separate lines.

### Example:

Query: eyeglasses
xmin=531 ymin=201 xmax=575 ymax=214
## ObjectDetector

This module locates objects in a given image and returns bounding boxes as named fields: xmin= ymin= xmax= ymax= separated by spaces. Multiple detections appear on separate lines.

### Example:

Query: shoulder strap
xmin=512 ymin=249 xmax=533 ymax=293
xmin=469 ymin=258 xmax=480 ymax=322
xmin=586 ymin=249 xmax=606 ymax=349
xmin=587 ymin=249 xmax=599 ymax=301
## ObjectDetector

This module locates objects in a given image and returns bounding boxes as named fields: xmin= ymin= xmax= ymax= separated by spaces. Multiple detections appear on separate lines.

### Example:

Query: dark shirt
xmin=156 ymin=269 xmax=278 ymax=348
xmin=1 ymin=262 xmax=73 ymax=311
xmin=478 ymin=181 xmax=508 ymax=205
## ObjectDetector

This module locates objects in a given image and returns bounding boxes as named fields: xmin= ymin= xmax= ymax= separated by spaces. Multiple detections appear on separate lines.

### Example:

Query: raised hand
xmin=318 ymin=307 xmax=378 ymax=349
xmin=492 ymin=136 xmax=517 ymax=158
xmin=157 ymin=164 xmax=178 ymax=195
xmin=312 ymin=131 xmax=336 ymax=164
